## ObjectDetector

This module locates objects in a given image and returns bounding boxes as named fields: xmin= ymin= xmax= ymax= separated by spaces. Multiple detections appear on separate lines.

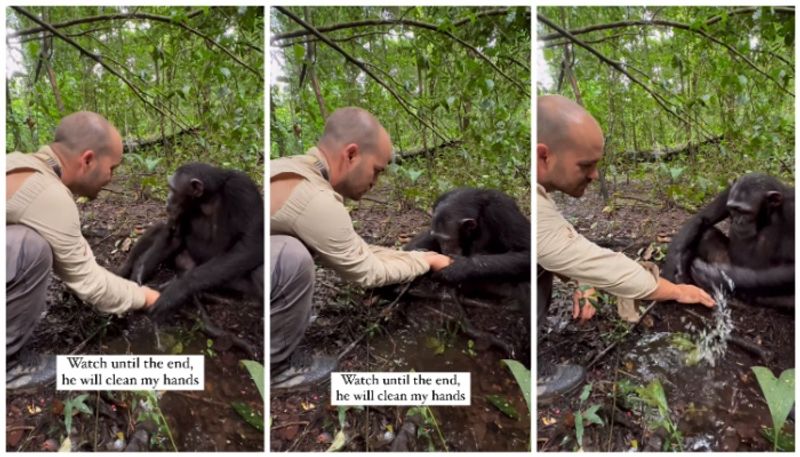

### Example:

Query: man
xmin=536 ymin=95 xmax=715 ymax=402
xmin=271 ymin=107 xmax=451 ymax=389
xmin=7 ymin=111 xmax=160 ymax=390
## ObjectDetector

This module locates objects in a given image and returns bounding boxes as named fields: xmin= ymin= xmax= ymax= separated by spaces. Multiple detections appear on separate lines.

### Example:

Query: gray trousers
xmin=7 ymin=225 xmax=53 ymax=358
xmin=270 ymin=235 xmax=314 ymax=365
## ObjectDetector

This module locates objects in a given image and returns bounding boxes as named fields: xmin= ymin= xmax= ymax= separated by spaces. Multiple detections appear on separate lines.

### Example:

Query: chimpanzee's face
xmin=431 ymin=203 xmax=477 ymax=256
xmin=166 ymin=171 xmax=204 ymax=225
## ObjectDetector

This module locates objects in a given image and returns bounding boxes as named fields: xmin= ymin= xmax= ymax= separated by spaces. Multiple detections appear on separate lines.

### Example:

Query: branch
xmin=539 ymin=16 xmax=793 ymax=96
xmin=538 ymin=14 xmax=699 ymax=132
xmin=12 ymin=7 xmax=190 ymax=130
xmin=275 ymin=6 xmax=448 ymax=142
xmin=273 ymin=12 xmax=529 ymax=96
xmin=273 ymin=8 xmax=518 ymax=41
xmin=9 ymin=10 xmax=262 ymax=81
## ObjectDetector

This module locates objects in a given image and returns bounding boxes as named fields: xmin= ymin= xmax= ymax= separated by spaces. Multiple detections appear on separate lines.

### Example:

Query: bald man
xmin=7 ymin=112 xmax=160 ymax=390
xmin=270 ymin=107 xmax=451 ymax=390
xmin=536 ymin=95 xmax=715 ymax=403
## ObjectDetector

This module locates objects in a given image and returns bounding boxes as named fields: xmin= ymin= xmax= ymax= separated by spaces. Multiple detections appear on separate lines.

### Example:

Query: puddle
xmin=365 ymin=307 xmax=530 ymax=452
xmin=622 ymin=331 xmax=775 ymax=450
xmin=106 ymin=318 xmax=263 ymax=451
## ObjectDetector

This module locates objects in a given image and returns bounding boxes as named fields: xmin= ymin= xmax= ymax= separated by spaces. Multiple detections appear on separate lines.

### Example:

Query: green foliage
xmin=136 ymin=391 xmax=177 ymax=451
xmin=7 ymin=6 xmax=264 ymax=185
xmin=62 ymin=393 xmax=92 ymax=436
xmin=271 ymin=7 xmax=531 ymax=203
xmin=633 ymin=379 xmax=683 ymax=451
xmin=752 ymin=367 xmax=795 ymax=451
xmin=573 ymin=384 xmax=604 ymax=451
xmin=407 ymin=405 xmax=448 ymax=451
xmin=538 ymin=7 xmax=794 ymax=202
xmin=502 ymin=359 xmax=531 ymax=414
xmin=240 ymin=359 xmax=265 ymax=401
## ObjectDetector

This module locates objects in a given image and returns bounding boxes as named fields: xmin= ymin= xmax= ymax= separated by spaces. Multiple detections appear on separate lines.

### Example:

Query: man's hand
xmin=673 ymin=283 xmax=715 ymax=308
xmin=572 ymin=287 xmax=597 ymax=322
xmin=423 ymin=252 xmax=452 ymax=272
xmin=141 ymin=286 xmax=160 ymax=310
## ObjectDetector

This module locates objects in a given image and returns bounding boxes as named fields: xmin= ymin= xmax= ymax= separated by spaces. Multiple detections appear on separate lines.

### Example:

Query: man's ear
xmin=345 ymin=143 xmax=359 ymax=162
xmin=80 ymin=149 xmax=96 ymax=168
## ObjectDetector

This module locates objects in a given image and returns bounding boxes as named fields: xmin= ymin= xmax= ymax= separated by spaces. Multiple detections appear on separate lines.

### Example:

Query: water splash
xmin=688 ymin=272 xmax=734 ymax=367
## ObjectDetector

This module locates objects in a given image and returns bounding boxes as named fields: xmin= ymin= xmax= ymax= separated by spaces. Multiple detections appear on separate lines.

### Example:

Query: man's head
xmin=50 ymin=111 xmax=123 ymax=199
xmin=317 ymin=107 xmax=393 ymax=200
xmin=537 ymin=95 xmax=604 ymax=198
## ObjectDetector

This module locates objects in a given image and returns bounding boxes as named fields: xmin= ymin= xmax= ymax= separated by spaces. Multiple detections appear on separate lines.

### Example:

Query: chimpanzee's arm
xmin=150 ymin=223 xmax=264 ymax=320
xmin=691 ymin=258 xmax=794 ymax=295
xmin=404 ymin=230 xmax=441 ymax=252
xmin=663 ymin=187 xmax=732 ymax=283
xmin=434 ymin=251 xmax=531 ymax=284
xmin=117 ymin=222 xmax=182 ymax=284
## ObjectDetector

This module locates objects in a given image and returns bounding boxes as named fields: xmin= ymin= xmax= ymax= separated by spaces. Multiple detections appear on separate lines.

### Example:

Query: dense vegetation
xmin=7 ymin=6 xmax=264 ymax=187
xmin=271 ymin=6 xmax=531 ymax=207
xmin=538 ymin=6 xmax=794 ymax=206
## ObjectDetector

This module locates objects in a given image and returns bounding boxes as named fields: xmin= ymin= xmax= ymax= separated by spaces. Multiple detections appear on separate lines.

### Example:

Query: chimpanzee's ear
xmin=190 ymin=178 xmax=204 ymax=197
xmin=461 ymin=218 xmax=477 ymax=231
xmin=766 ymin=190 xmax=783 ymax=207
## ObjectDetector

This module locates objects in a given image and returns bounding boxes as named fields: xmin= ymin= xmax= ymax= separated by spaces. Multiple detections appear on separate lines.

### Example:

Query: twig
xmin=271 ymin=421 xmax=310 ymax=430
xmin=586 ymin=300 xmax=657 ymax=369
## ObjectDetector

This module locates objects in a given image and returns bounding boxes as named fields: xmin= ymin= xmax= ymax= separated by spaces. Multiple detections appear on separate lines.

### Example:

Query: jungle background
xmin=537 ymin=6 xmax=794 ymax=452
xmin=6 ymin=6 xmax=264 ymax=452
xmin=270 ymin=6 xmax=531 ymax=452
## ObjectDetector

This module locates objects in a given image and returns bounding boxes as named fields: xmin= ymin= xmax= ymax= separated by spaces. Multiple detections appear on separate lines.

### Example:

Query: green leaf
xmin=575 ymin=411 xmax=584 ymax=449
xmin=579 ymin=383 xmax=592 ymax=403
xmin=752 ymin=367 xmax=795 ymax=438
xmin=231 ymin=401 xmax=264 ymax=431
xmin=293 ymin=44 xmax=305 ymax=61
xmin=486 ymin=394 xmax=519 ymax=419
xmin=326 ymin=429 xmax=347 ymax=452
xmin=502 ymin=359 xmax=530 ymax=413
xmin=583 ymin=404 xmax=604 ymax=426
xmin=240 ymin=360 xmax=265 ymax=401
xmin=220 ymin=67 xmax=232 ymax=79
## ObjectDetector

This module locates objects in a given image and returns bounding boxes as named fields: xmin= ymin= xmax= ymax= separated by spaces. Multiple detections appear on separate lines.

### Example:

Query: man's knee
xmin=271 ymin=235 xmax=314 ymax=290
xmin=7 ymin=225 xmax=53 ymax=281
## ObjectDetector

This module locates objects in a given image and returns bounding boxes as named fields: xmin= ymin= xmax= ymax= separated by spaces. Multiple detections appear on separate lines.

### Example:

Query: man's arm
xmin=15 ymin=180 xmax=150 ymax=313
xmin=293 ymin=191 xmax=436 ymax=288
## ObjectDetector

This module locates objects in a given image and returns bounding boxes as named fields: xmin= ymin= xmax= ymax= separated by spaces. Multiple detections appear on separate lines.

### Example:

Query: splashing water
xmin=688 ymin=272 xmax=734 ymax=367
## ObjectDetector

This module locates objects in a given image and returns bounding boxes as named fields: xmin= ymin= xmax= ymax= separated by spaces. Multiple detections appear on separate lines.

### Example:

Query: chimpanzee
xmin=118 ymin=163 xmax=264 ymax=320
xmin=405 ymin=188 xmax=531 ymax=322
xmin=663 ymin=173 xmax=794 ymax=308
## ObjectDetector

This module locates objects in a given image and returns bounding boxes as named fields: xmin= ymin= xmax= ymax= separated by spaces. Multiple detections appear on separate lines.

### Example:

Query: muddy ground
xmin=537 ymin=179 xmax=795 ymax=452
xmin=270 ymin=183 xmax=531 ymax=452
xmin=6 ymin=183 xmax=264 ymax=452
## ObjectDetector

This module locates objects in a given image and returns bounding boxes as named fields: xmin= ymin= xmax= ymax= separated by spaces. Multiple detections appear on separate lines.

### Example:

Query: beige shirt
xmin=7 ymin=146 xmax=146 ymax=314
xmin=537 ymin=183 xmax=658 ymax=299
xmin=271 ymin=148 xmax=429 ymax=288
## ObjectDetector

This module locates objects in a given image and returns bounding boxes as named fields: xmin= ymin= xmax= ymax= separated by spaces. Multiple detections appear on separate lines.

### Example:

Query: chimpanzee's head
xmin=166 ymin=163 xmax=213 ymax=224
xmin=429 ymin=192 xmax=481 ymax=256
xmin=727 ymin=174 xmax=786 ymax=238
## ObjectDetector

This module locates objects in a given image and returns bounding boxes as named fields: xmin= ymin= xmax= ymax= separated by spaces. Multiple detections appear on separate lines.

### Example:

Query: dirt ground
xmin=6 ymin=185 xmax=264 ymax=452
xmin=269 ymin=183 xmax=531 ymax=452
xmin=537 ymin=179 xmax=795 ymax=452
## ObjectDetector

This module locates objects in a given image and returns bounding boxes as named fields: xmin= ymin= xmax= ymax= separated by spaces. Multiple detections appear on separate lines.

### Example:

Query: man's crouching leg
xmin=7 ymin=225 xmax=57 ymax=390
xmin=270 ymin=235 xmax=336 ymax=390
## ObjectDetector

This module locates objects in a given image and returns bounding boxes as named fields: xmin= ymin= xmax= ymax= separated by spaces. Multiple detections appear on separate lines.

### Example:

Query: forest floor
xmin=537 ymin=179 xmax=794 ymax=452
xmin=6 ymin=186 xmax=264 ymax=452
xmin=269 ymin=182 xmax=531 ymax=452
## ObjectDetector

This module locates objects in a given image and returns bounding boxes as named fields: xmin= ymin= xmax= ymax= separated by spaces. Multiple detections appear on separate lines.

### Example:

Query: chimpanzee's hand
xmin=690 ymin=259 xmax=727 ymax=291
xmin=148 ymin=283 xmax=188 ymax=321
xmin=431 ymin=256 xmax=469 ymax=284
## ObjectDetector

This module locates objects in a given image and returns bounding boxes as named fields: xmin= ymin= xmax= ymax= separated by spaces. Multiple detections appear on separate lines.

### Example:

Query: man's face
xmin=337 ymin=133 xmax=392 ymax=200
xmin=76 ymin=142 xmax=122 ymax=199
xmin=542 ymin=119 xmax=604 ymax=198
